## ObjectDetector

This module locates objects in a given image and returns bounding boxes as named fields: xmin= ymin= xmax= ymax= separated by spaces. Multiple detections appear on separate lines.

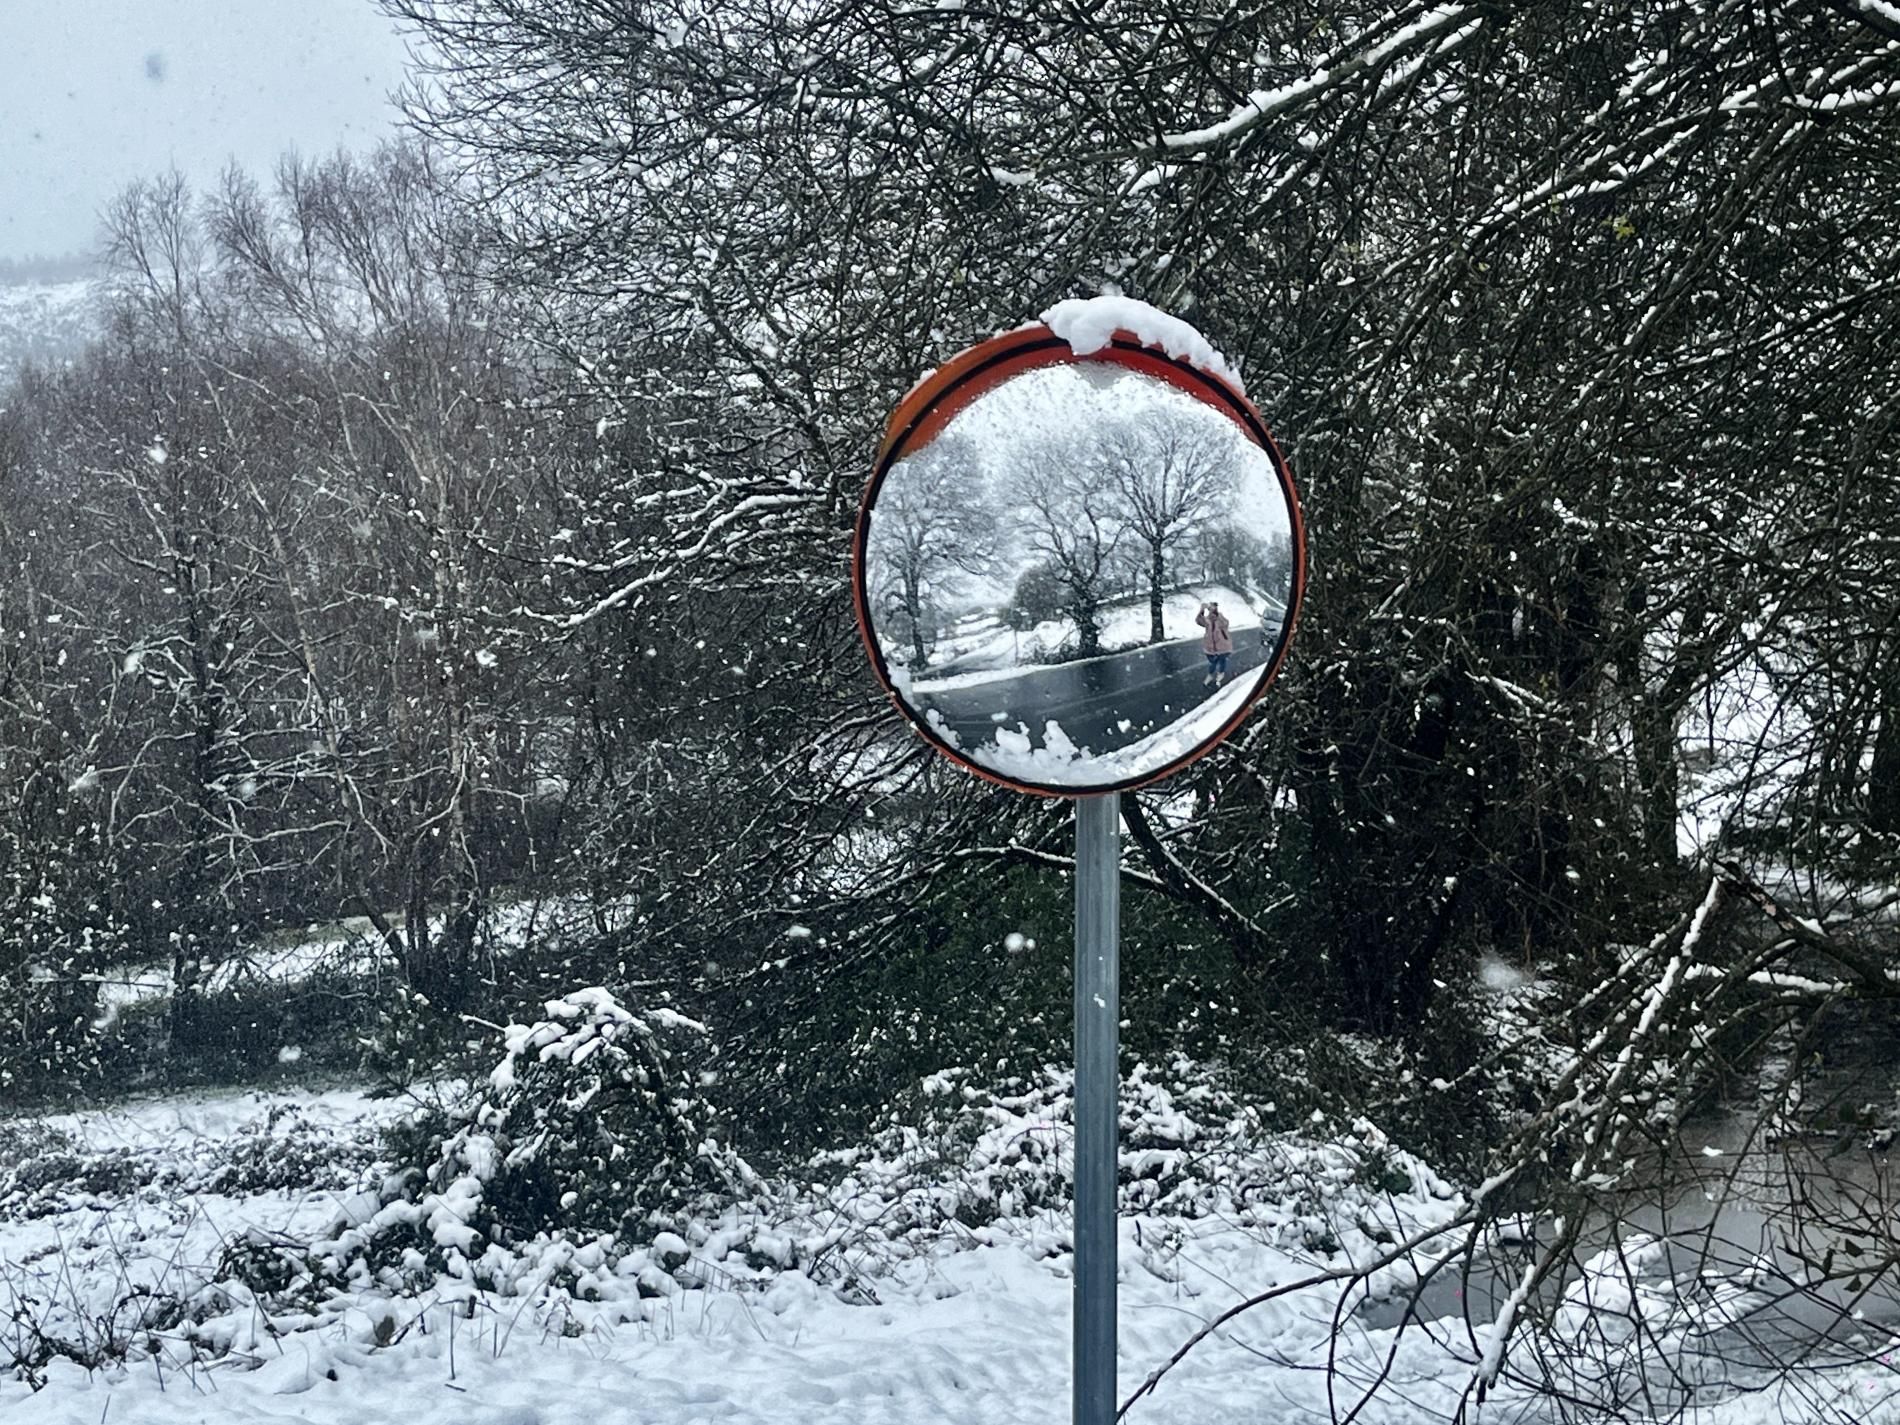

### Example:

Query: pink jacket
xmin=1196 ymin=606 xmax=1233 ymax=654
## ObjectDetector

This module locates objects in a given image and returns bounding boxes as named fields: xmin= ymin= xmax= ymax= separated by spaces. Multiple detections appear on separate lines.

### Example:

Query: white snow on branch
xmin=1154 ymin=4 xmax=1479 ymax=154
xmin=1374 ymin=16 xmax=1487 ymax=99
xmin=547 ymin=492 xmax=810 ymax=628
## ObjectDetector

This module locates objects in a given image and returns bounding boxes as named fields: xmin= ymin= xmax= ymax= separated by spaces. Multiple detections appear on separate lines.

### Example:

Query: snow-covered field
xmin=89 ymin=894 xmax=631 ymax=1030
xmin=5 ymin=1072 xmax=1896 ymax=1424
xmin=915 ymin=585 xmax=1265 ymax=690
xmin=3 ymin=1080 xmax=1447 ymax=1424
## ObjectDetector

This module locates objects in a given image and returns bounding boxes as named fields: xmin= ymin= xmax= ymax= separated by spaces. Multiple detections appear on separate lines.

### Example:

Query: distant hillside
xmin=0 ymin=253 xmax=96 ymax=286
xmin=0 ymin=279 xmax=100 ymax=385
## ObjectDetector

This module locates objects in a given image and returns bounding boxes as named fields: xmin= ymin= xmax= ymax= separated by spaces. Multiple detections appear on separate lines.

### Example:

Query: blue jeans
xmin=1205 ymin=653 xmax=1229 ymax=678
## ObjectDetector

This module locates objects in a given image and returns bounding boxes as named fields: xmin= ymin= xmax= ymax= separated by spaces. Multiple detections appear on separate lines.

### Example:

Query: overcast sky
xmin=0 ymin=0 xmax=412 ymax=262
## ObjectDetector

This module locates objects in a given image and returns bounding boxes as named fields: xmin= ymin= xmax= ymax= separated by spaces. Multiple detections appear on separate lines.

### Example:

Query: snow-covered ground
xmin=5 ymin=1073 xmax=1895 ymax=1424
xmin=8 ymin=1077 xmax=1465 ymax=1424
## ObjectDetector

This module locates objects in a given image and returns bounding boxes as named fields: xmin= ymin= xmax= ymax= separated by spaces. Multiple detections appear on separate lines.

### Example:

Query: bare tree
xmin=1005 ymin=435 xmax=1124 ymax=661
xmin=1102 ymin=414 xmax=1235 ymax=644
xmin=205 ymin=145 xmax=556 ymax=1011
xmin=866 ymin=432 xmax=997 ymax=668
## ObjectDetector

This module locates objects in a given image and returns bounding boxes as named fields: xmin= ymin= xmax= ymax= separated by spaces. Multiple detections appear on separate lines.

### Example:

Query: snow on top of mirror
xmin=1039 ymin=295 xmax=1243 ymax=395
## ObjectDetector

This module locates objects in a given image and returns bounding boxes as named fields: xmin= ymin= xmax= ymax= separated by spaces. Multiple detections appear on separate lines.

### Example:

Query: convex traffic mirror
xmin=854 ymin=299 xmax=1304 ymax=794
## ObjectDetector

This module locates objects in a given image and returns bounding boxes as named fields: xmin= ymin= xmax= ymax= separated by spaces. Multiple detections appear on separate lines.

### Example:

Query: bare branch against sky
xmin=0 ymin=0 xmax=409 ymax=263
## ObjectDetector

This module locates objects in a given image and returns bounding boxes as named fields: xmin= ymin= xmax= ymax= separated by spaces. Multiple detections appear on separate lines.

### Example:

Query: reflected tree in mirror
xmin=1005 ymin=428 xmax=1123 ymax=661
xmin=862 ymin=431 xmax=998 ymax=670
xmin=1101 ymin=415 xmax=1235 ymax=647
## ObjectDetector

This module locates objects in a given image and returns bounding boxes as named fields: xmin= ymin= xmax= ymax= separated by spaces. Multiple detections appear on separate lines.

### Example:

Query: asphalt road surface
xmin=913 ymin=621 xmax=1281 ymax=756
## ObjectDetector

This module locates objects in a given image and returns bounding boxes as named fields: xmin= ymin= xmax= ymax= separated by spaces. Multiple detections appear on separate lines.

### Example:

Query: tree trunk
xmin=904 ymin=579 xmax=927 ymax=667
xmin=169 ymin=535 xmax=226 ymax=1067
xmin=1871 ymin=676 xmax=1900 ymax=837
xmin=432 ymin=460 xmax=480 ymax=1010
xmin=1148 ymin=541 xmax=1166 ymax=645
xmin=1631 ymin=692 xmax=1681 ymax=867
xmin=403 ymin=883 xmax=441 ymax=1003
xmin=1073 ymin=589 xmax=1102 ymax=658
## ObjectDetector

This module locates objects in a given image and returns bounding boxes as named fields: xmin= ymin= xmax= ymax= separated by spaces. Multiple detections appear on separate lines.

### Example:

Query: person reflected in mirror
xmin=1197 ymin=600 xmax=1232 ymax=687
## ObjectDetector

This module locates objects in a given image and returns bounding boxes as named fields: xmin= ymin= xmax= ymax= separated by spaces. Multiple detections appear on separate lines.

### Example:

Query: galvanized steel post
xmin=1073 ymin=791 xmax=1121 ymax=1425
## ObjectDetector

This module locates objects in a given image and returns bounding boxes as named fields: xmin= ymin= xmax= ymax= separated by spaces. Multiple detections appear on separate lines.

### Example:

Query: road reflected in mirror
xmin=863 ymin=362 xmax=1295 ymax=789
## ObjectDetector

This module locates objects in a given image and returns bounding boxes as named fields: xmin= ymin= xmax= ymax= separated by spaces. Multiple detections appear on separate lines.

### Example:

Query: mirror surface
xmin=863 ymin=362 xmax=1296 ymax=789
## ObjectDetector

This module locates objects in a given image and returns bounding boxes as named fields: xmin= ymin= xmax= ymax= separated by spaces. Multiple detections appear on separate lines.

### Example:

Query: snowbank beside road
xmin=970 ymin=674 xmax=1258 ymax=787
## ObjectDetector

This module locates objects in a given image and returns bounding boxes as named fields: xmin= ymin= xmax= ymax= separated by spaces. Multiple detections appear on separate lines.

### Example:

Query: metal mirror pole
xmin=1073 ymin=791 xmax=1121 ymax=1425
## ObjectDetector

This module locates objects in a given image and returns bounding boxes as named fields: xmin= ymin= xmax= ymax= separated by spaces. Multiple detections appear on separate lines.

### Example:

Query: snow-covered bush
xmin=302 ymin=987 xmax=758 ymax=1295
xmin=797 ymin=1057 xmax=1462 ymax=1273
xmin=454 ymin=986 xmax=755 ymax=1235
xmin=1 ymin=1056 xmax=1473 ymax=1386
